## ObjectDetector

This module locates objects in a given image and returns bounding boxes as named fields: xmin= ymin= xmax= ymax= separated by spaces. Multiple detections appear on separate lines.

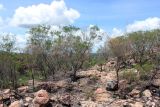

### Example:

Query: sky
xmin=0 ymin=0 xmax=160 ymax=49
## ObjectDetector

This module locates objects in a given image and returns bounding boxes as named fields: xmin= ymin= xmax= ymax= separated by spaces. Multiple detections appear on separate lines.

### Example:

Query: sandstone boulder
xmin=25 ymin=97 xmax=33 ymax=102
xmin=18 ymin=86 xmax=29 ymax=93
xmin=3 ymin=89 xmax=10 ymax=94
xmin=132 ymin=102 xmax=143 ymax=107
xmin=33 ymin=89 xmax=49 ymax=105
xmin=129 ymin=89 xmax=140 ymax=98
xmin=9 ymin=100 xmax=23 ymax=107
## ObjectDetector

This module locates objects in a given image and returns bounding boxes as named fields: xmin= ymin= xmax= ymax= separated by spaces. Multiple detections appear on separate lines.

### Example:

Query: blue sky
xmin=0 ymin=0 xmax=160 ymax=47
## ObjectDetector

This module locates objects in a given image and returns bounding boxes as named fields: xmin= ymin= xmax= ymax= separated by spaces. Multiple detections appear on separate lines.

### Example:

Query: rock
xmin=0 ymin=96 xmax=2 ymax=101
xmin=50 ymin=96 xmax=57 ymax=102
xmin=18 ymin=86 xmax=29 ymax=93
xmin=0 ymin=104 xmax=3 ymax=107
xmin=94 ymin=88 xmax=111 ymax=102
xmin=129 ymin=89 xmax=140 ymax=98
xmin=25 ymin=97 xmax=33 ymax=102
xmin=132 ymin=102 xmax=143 ymax=107
xmin=59 ymin=94 xmax=71 ymax=106
xmin=2 ymin=94 xmax=10 ymax=99
xmin=95 ymin=92 xmax=111 ymax=102
xmin=110 ymin=99 xmax=126 ymax=107
xmin=94 ymin=88 xmax=106 ymax=94
xmin=56 ymin=79 xmax=70 ymax=88
xmin=80 ymin=101 xmax=103 ymax=107
xmin=3 ymin=89 xmax=10 ymax=94
xmin=106 ymin=80 xmax=118 ymax=91
xmin=32 ymin=103 xmax=41 ymax=107
xmin=9 ymin=100 xmax=22 ymax=107
xmin=152 ymin=79 xmax=160 ymax=87
xmin=79 ymin=78 xmax=90 ymax=86
xmin=119 ymin=80 xmax=128 ymax=90
xmin=146 ymin=100 xmax=156 ymax=107
xmin=33 ymin=89 xmax=49 ymax=105
xmin=55 ymin=104 xmax=63 ymax=107
xmin=100 ymin=72 xmax=116 ymax=83
xmin=2 ymin=97 xmax=11 ymax=106
xmin=24 ymin=103 xmax=29 ymax=107
xmin=143 ymin=89 xmax=152 ymax=97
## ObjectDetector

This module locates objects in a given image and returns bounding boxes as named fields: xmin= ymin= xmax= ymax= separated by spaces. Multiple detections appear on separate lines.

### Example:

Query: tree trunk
xmin=100 ymin=64 xmax=103 ymax=72
xmin=31 ymin=69 xmax=35 ymax=91
xmin=116 ymin=57 xmax=121 ymax=89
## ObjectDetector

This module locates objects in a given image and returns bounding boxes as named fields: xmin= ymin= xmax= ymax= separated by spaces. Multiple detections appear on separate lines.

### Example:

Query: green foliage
xmin=0 ymin=33 xmax=16 ymax=52
xmin=133 ymin=62 xmax=154 ymax=80
xmin=120 ymin=69 xmax=138 ymax=83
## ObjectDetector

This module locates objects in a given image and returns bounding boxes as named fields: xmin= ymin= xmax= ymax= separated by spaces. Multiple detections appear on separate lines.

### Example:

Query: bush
xmin=133 ymin=62 xmax=154 ymax=80
xmin=120 ymin=69 xmax=138 ymax=83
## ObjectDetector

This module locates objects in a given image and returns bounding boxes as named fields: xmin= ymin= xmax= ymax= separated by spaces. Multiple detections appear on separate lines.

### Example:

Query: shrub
xmin=133 ymin=62 xmax=154 ymax=80
xmin=120 ymin=69 xmax=138 ymax=83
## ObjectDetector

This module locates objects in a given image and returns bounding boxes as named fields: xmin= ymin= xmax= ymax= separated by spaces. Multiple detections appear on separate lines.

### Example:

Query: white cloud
xmin=111 ymin=17 xmax=160 ymax=37
xmin=10 ymin=0 xmax=80 ymax=27
xmin=126 ymin=17 xmax=160 ymax=32
xmin=111 ymin=28 xmax=124 ymax=37
xmin=0 ymin=4 xmax=4 ymax=10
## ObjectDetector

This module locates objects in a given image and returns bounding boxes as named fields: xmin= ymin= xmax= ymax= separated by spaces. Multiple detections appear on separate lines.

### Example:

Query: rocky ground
xmin=0 ymin=64 xmax=160 ymax=107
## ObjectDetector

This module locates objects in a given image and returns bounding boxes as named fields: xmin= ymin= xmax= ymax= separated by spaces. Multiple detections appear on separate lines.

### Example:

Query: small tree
xmin=108 ymin=36 xmax=130 ymax=89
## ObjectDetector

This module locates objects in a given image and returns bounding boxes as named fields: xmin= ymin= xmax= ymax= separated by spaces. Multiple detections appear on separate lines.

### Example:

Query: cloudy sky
xmin=0 ymin=0 xmax=160 ymax=47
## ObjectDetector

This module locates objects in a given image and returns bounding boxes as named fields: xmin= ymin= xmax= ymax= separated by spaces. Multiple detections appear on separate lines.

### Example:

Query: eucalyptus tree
xmin=0 ymin=33 xmax=16 ymax=52
xmin=108 ymin=36 xmax=130 ymax=89
xmin=52 ymin=25 xmax=103 ymax=81
xmin=0 ymin=33 xmax=17 ymax=88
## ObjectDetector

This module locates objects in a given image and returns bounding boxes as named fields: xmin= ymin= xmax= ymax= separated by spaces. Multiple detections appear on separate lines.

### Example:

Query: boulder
xmin=9 ymin=100 xmax=23 ymax=107
xmin=143 ymin=89 xmax=152 ymax=97
xmin=2 ymin=97 xmax=11 ymax=106
xmin=18 ymin=86 xmax=29 ymax=93
xmin=132 ymin=102 xmax=143 ymax=107
xmin=106 ymin=80 xmax=118 ymax=91
xmin=33 ymin=89 xmax=49 ymax=105
xmin=25 ymin=97 xmax=33 ymax=102
xmin=129 ymin=89 xmax=140 ymax=98
xmin=3 ymin=89 xmax=10 ymax=94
